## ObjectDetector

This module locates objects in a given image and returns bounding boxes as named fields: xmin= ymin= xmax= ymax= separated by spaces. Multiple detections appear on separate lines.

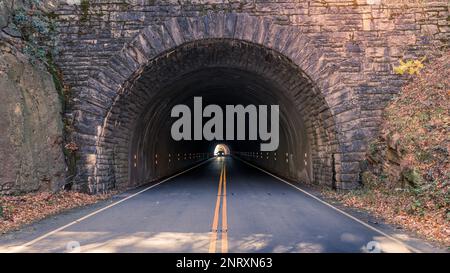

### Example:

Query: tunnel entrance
xmin=214 ymin=144 xmax=230 ymax=156
xmin=90 ymin=39 xmax=337 ymax=193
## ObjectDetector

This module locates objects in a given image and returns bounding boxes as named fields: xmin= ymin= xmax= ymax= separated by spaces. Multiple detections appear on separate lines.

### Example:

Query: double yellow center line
xmin=208 ymin=161 xmax=228 ymax=253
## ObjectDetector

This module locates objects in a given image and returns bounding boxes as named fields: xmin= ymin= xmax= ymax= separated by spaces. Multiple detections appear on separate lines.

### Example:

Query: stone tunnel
xmin=48 ymin=1 xmax=448 ymax=194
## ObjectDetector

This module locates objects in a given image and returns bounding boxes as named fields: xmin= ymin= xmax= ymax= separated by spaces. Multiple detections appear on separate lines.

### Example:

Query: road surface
xmin=0 ymin=157 xmax=425 ymax=253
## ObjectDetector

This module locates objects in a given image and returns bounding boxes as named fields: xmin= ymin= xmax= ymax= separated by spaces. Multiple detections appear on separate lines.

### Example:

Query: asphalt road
xmin=0 ymin=157 xmax=426 ymax=253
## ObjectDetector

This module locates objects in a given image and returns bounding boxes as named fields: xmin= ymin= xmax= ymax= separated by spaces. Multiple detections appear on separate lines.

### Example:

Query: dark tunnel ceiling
xmin=131 ymin=69 xmax=310 ymax=166
xmin=136 ymin=67 xmax=304 ymax=150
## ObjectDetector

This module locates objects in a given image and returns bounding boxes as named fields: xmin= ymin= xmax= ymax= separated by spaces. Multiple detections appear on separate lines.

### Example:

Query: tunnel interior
xmin=214 ymin=144 xmax=230 ymax=156
xmin=99 ymin=39 xmax=335 ymax=191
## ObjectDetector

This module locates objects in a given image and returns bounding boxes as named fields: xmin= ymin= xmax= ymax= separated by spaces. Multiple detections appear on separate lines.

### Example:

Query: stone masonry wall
xmin=51 ymin=0 xmax=448 ymax=191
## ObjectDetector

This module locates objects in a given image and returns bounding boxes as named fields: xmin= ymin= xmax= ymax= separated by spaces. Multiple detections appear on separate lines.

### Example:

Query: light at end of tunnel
xmin=213 ymin=144 xmax=230 ymax=156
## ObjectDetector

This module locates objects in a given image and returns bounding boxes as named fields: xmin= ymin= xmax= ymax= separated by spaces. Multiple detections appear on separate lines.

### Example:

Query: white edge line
xmin=7 ymin=158 xmax=213 ymax=253
xmin=235 ymin=156 xmax=421 ymax=253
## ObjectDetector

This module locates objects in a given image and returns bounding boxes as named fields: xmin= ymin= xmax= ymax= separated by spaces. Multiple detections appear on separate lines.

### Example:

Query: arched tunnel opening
xmin=214 ymin=144 xmax=230 ymax=156
xmin=97 ymin=39 xmax=336 ymax=192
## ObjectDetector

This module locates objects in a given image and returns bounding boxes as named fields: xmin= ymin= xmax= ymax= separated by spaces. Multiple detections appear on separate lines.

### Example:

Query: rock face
xmin=365 ymin=52 xmax=449 ymax=190
xmin=0 ymin=45 xmax=66 ymax=194
xmin=366 ymin=133 xmax=406 ymax=186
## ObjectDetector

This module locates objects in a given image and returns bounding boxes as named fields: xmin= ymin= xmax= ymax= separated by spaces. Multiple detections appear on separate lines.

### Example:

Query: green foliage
xmin=379 ymin=172 xmax=388 ymax=182
xmin=402 ymin=167 xmax=423 ymax=187
xmin=361 ymin=171 xmax=378 ymax=190
xmin=11 ymin=0 xmax=58 ymax=65
xmin=407 ymin=199 xmax=425 ymax=216
xmin=80 ymin=0 xmax=90 ymax=22
xmin=10 ymin=0 xmax=64 ymax=103
xmin=11 ymin=1 xmax=63 ymax=104
xmin=415 ymin=149 xmax=433 ymax=163
xmin=368 ymin=140 xmax=380 ymax=156
xmin=393 ymin=57 xmax=426 ymax=75
xmin=417 ymin=111 xmax=430 ymax=122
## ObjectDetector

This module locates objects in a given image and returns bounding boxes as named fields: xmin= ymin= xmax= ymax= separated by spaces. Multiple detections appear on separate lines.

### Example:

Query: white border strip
xmin=235 ymin=156 xmax=421 ymax=253
xmin=7 ymin=159 xmax=212 ymax=253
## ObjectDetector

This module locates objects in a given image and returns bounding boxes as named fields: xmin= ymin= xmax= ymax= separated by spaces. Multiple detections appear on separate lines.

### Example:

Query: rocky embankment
xmin=324 ymin=53 xmax=449 ymax=246
xmin=0 ymin=0 xmax=66 ymax=194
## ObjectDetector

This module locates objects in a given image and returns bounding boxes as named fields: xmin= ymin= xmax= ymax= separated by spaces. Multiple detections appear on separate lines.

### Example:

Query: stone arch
xmin=72 ymin=13 xmax=360 ymax=193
